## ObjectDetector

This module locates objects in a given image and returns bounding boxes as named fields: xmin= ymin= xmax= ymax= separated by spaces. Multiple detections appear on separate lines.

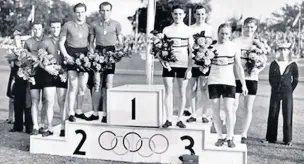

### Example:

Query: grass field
xmin=0 ymin=49 xmax=304 ymax=164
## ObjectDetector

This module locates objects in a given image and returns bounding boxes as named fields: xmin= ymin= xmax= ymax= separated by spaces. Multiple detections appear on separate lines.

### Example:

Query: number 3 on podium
xmin=181 ymin=135 xmax=195 ymax=155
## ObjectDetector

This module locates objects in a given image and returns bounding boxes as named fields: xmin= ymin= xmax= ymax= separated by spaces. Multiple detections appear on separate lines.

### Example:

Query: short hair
xmin=244 ymin=17 xmax=258 ymax=26
xmin=194 ymin=5 xmax=206 ymax=13
xmin=171 ymin=4 xmax=186 ymax=12
xmin=73 ymin=3 xmax=87 ymax=12
xmin=99 ymin=1 xmax=113 ymax=10
xmin=218 ymin=23 xmax=232 ymax=33
xmin=32 ymin=20 xmax=44 ymax=28
xmin=49 ymin=18 xmax=62 ymax=26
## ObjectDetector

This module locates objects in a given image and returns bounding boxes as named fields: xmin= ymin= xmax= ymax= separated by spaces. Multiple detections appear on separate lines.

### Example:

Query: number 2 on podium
xmin=131 ymin=98 xmax=136 ymax=120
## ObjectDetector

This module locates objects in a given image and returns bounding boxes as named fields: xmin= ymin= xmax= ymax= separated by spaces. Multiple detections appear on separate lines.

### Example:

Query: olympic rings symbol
xmin=98 ymin=131 xmax=169 ymax=157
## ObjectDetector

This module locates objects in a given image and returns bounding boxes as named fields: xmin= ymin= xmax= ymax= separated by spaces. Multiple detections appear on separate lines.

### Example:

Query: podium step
xmin=199 ymin=134 xmax=247 ymax=164
xmin=30 ymin=113 xmax=246 ymax=164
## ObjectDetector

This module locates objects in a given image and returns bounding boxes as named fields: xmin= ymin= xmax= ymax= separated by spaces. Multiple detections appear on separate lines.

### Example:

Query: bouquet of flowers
xmin=149 ymin=30 xmax=177 ymax=71
xmin=12 ymin=49 xmax=39 ymax=84
xmin=242 ymin=37 xmax=270 ymax=75
xmin=87 ymin=51 xmax=107 ymax=72
xmin=103 ymin=35 xmax=144 ymax=64
xmin=64 ymin=52 xmax=92 ymax=72
xmin=192 ymin=31 xmax=218 ymax=74
xmin=4 ymin=47 xmax=22 ymax=63
xmin=88 ymin=50 xmax=110 ymax=92
xmin=37 ymin=49 xmax=67 ymax=83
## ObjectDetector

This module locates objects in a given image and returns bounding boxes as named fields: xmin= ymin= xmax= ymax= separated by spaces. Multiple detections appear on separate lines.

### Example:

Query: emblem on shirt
xmin=217 ymin=58 xmax=229 ymax=65
xmin=104 ymin=30 xmax=107 ymax=35
xmin=172 ymin=39 xmax=181 ymax=46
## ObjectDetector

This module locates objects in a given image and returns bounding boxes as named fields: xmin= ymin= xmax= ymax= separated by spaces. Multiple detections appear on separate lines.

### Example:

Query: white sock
xmin=48 ymin=126 xmax=53 ymax=132
xmin=93 ymin=111 xmax=99 ymax=116
xmin=33 ymin=125 xmax=39 ymax=130
xmin=39 ymin=124 xmax=44 ymax=129
xmin=76 ymin=109 xmax=82 ymax=115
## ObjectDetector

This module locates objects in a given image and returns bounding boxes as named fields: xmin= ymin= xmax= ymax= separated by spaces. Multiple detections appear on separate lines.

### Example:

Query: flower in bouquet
xmin=192 ymin=31 xmax=217 ymax=73
xmin=243 ymin=37 xmax=270 ymax=75
xmin=38 ymin=49 xmax=67 ymax=82
xmin=7 ymin=48 xmax=39 ymax=84
xmin=88 ymin=51 xmax=108 ymax=72
xmin=149 ymin=30 xmax=177 ymax=69
xmin=70 ymin=52 xmax=92 ymax=72
xmin=5 ymin=47 xmax=21 ymax=63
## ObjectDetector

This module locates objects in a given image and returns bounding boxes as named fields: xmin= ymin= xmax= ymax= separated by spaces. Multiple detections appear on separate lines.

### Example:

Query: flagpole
xmin=299 ymin=5 xmax=302 ymax=58
xmin=299 ymin=17 xmax=301 ymax=58
xmin=146 ymin=0 xmax=155 ymax=84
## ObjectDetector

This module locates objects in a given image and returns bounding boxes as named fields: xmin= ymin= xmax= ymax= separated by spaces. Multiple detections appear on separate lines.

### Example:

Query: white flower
xmin=249 ymin=53 xmax=258 ymax=60
xmin=206 ymin=50 xmax=215 ymax=59
xmin=157 ymin=33 xmax=165 ymax=39
xmin=79 ymin=53 xmax=85 ymax=60
xmin=204 ymin=58 xmax=211 ymax=65
xmin=196 ymin=37 xmax=206 ymax=46
xmin=196 ymin=52 xmax=205 ymax=59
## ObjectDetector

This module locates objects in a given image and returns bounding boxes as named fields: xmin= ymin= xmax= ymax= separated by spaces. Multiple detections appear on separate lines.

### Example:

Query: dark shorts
xmin=56 ymin=78 xmax=68 ymax=89
xmin=208 ymin=84 xmax=236 ymax=99
xmin=191 ymin=67 xmax=210 ymax=78
xmin=95 ymin=45 xmax=116 ymax=75
xmin=162 ymin=67 xmax=187 ymax=78
xmin=66 ymin=46 xmax=89 ymax=72
xmin=87 ymin=45 xmax=116 ymax=89
xmin=236 ymin=80 xmax=258 ymax=95
xmin=41 ymin=70 xmax=57 ymax=88
xmin=30 ymin=68 xmax=44 ymax=90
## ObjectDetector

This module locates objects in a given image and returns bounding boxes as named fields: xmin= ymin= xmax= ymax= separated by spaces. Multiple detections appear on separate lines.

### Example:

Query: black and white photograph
xmin=0 ymin=0 xmax=303 ymax=163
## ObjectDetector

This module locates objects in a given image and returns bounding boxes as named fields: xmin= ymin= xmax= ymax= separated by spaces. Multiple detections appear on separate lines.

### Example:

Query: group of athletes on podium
xmin=6 ymin=2 xmax=298 ymax=148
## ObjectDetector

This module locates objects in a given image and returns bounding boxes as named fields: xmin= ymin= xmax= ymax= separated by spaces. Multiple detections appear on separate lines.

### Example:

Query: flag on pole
xmin=27 ymin=5 xmax=35 ymax=23
xmin=292 ymin=7 xmax=301 ymax=27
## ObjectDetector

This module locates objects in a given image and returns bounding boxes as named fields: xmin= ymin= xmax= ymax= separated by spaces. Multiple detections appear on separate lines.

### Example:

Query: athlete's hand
xmin=242 ymin=85 xmax=248 ymax=96
xmin=64 ymin=55 xmax=74 ymax=65
xmin=161 ymin=61 xmax=172 ymax=71
xmin=45 ymin=65 xmax=58 ymax=76
xmin=185 ymin=68 xmax=192 ymax=79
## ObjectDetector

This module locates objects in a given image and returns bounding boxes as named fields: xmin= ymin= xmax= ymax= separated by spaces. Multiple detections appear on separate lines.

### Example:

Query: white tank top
xmin=208 ymin=41 xmax=239 ymax=86
xmin=163 ymin=24 xmax=192 ymax=68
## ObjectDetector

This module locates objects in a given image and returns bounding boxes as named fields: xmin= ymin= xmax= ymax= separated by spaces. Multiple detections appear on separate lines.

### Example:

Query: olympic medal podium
xmin=30 ymin=84 xmax=247 ymax=164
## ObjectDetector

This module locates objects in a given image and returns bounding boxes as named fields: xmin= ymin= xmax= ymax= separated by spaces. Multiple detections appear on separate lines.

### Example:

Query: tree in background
xmin=128 ymin=0 xmax=212 ymax=33
xmin=269 ymin=1 xmax=304 ymax=32
xmin=0 ymin=0 xmax=73 ymax=37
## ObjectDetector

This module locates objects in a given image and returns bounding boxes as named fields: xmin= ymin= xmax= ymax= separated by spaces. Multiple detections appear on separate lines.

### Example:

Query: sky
xmin=63 ymin=0 xmax=302 ymax=34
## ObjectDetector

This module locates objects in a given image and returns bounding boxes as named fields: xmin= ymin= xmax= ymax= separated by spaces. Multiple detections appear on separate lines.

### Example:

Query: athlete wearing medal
xmin=25 ymin=21 xmax=47 ymax=135
xmin=59 ymin=3 xmax=91 ymax=122
xmin=186 ymin=5 xmax=213 ymax=124
xmin=88 ymin=1 xmax=123 ymax=122
xmin=39 ymin=19 xmax=67 ymax=137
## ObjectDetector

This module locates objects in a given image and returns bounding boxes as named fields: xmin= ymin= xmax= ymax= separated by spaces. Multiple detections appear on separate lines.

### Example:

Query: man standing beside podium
xmin=87 ymin=1 xmax=123 ymax=123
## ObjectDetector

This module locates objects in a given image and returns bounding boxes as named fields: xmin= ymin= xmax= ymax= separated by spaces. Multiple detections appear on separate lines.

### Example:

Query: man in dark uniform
xmin=87 ymin=1 xmax=122 ymax=123
xmin=8 ymin=27 xmax=43 ymax=133
xmin=264 ymin=42 xmax=299 ymax=146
